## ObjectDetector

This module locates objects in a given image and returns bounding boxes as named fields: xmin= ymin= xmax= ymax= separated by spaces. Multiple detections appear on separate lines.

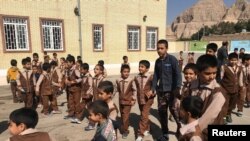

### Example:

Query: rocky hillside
xmin=170 ymin=0 xmax=250 ymax=39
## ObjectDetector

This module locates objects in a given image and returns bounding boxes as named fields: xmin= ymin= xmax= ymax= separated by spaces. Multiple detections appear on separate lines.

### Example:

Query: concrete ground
xmin=1 ymin=74 xmax=250 ymax=141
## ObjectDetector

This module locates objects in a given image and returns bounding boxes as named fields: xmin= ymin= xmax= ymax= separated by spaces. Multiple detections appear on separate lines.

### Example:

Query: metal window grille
xmin=93 ymin=25 xmax=103 ymax=51
xmin=3 ymin=18 xmax=29 ymax=51
xmin=146 ymin=28 xmax=158 ymax=50
xmin=42 ymin=20 xmax=63 ymax=51
xmin=128 ymin=27 xmax=140 ymax=50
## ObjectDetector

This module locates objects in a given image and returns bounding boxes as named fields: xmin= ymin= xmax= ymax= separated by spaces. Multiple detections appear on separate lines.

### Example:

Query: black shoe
xmin=157 ymin=134 xmax=169 ymax=141
xmin=226 ymin=115 xmax=232 ymax=123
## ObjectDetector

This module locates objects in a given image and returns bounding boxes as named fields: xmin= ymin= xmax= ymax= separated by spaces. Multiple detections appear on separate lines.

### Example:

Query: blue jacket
xmin=152 ymin=54 xmax=182 ymax=92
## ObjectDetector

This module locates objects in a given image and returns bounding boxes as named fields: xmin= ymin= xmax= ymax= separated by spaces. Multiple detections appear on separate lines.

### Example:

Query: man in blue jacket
xmin=152 ymin=39 xmax=182 ymax=141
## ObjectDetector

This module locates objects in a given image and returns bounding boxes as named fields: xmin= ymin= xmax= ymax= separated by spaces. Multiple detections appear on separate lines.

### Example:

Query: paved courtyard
xmin=0 ymin=74 xmax=250 ymax=141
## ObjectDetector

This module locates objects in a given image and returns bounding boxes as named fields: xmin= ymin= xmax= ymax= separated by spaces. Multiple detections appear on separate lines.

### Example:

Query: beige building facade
xmin=0 ymin=0 xmax=167 ymax=77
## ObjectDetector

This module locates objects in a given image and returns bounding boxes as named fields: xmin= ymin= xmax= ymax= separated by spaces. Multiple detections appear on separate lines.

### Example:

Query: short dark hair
xmin=228 ymin=53 xmax=238 ymax=60
xmin=50 ymin=61 xmax=58 ymax=66
xmin=77 ymin=56 xmax=81 ymax=60
xmin=196 ymin=54 xmax=218 ymax=72
xmin=66 ymin=55 xmax=75 ymax=64
xmin=123 ymin=56 xmax=128 ymax=60
xmin=139 ymin=60 xmax=150 ymax=69
xmin=240 ymin=48 xmax=245 ymax=52
xmin=206 ymin=43 xmax=218 ymax=53
xmin=157 ymin=39 xmax=168 ymax=48
xmin=26 ymin=57 xmax=31 ymax=63
xmin=180 ymin=51 xmax=183 ymax=54
xmin=60 ymin=57 xmax=66 ymax=62
xmin=244 ymin=54 xmax=250 ymax=61
xmin=22 ymin=58 xmax=29 ymax=65
xmin=98 ymin=80 xmax=114 ymax=94
xmin=53 ymin=53 xmax=57 ymax=56
xmin=181 ymin=96 xmax=203 ymax=119
xmin=9 ymin=108 xmax=38 ymax=128
xmin=98 ymin=60 xmax=104 ymax=66
xmin=222 ymin=41 xmax=228 ymax=46
xmin=96 ymin=64 xmax=104 ymax=72
xmin=80 ymin=63 xmax=89 ymax=70
xmin=88 ymin=100 xmax=109 ymax=119
xmin=42 ymin=63 xmax=51 ymax=71
xmin=121 ymin=64 xmax=130 ymax=72
xmin=10 ymin=59 xmax=17 ymax=66
xmin=33 ymin=53 xmax=39 ymax=57
xmin=183 ymin=63 xmax=198 ymax=74
xmin=77 ymin=60 xmax=83 ymax=65
xmin=44 ymin=51 xmax=47 ymax=55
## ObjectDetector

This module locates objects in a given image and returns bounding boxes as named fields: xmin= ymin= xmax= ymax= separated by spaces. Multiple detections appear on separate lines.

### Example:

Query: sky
xmin=167 ymin=0 xmax=237 ymax=25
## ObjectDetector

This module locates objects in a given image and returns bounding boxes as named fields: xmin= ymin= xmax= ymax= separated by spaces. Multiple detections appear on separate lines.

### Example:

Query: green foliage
xmin=190 ymin=19 xmax=250 ymax=40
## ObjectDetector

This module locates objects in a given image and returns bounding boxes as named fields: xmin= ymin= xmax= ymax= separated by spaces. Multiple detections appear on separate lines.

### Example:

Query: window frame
xmin=146 ymin=26 xmax=158 ymax=51
xmin=127 ymin=25 xmax=141 ymax=51
xmin=39 ymin=18 xmax=65 ymax=52
xmin=92 ymin=24 xmax=104 ymax=52
xmin=1 ymin=15 xmax=32 ymax=53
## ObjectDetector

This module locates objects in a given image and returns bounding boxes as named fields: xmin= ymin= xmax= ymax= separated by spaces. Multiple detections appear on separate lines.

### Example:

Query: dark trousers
xmin=157 ymin=92 xmax=175 ymax=135
xmin=138 ymin=98 xmax=154 ymax=136
xmin=24 ymin=92 xmax=35 ymax=109
xmin=68 ymin=87 xmax=81 ymax=118
xmin=237 ymin=87 xmax=246 ymax=112
xmin=225 ymin=93 xmax=238 ymax=115
xmin=10 ymin=81 xmax=18 ymax=102
xmin=42 ymin=94 xmax=58 ymax=114
xmin=120 ymin=105 xmax=132 ymax=134
xmin=246 ymin=86 xmax=250 ymax=103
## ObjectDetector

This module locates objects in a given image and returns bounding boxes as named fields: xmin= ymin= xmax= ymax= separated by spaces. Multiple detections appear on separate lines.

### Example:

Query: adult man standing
xmin=216 ymin=41 xmax=229 ymax=82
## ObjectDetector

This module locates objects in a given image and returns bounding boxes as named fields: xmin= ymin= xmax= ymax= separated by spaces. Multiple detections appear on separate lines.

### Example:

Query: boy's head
xmin=10 ymin=59 xmax=17 ymax=67
xmin=80 ymin=63 xmax=89 ymax=74
xmin=60 ymin=57 xmax=65 ymax=63
xmin=77 ymin=56 xmax=81 ymax=61
xmin=123 ymin=56 xmax=128 ymax=63
xmin=222 ymin=41 xmax=228 ymax=47
xmin=32 ymin=65 xmax=38 ymax=73
xmin=157 ymin=39 xmax=168 ymax=58
xmin=206 ymin=43 xmax=218 ymax=56
xmin=139 ymin=60 xmax=150 ymax=75
xmin=234 ymin=48 xmax=238 ymax=54
xmin=120 ymin=64 xmax=130 ymax=79
xmin=244 ymin=54 xmax=250 ymax=66
xmin=97 ymin=81 xmax=114 ymax=101
xmin=240 ymin=48 xmax=245 ymax=53
xmin=53 ymin=53 xmax=57 ymax=57
xmin=94 ymin=64 xmax=104 ymax=76
xmin=76 ymin=60 xmax=83 ymax=67
xmin=42 ymin=63 xmax=51 ymax=72
xmin=98 ymin=60 xmax=104 ymax=66
xmin=26 ymin=57 xmax=31 ymax=63
xmin=44 ymin=51 xmax=47 ymax=55
xmin=179 ymin=51 xmax=183 ymax=55
xmin=66 ymin=55 xmax=75 ymax=68
xmin=44 ymin=56 xmax=50 ymax=63
xmin=50 ymin=60 xmax=58 ymax=67
xmin=180 ymin=96 xmax=203 ymax=124
xmin=22 ymin=58 xmax=31 ymax=70
xmin=196 ymin=54 xmax=217 ymax=84
xmin=32 ymin=53 xmax=39 ymax=61
xmin=183 ymin=63 xmax=198 ymax=83
xmin=228 ymin=53 xmax=238 ymax=66
xmin=8 ymin=108 xmax=38 ymax=135
xmin=88 ymin=100 xmax=109 ymax=123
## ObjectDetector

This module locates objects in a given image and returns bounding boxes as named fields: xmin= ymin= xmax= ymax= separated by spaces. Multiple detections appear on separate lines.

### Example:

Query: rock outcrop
xmin=170 ymin=0 xmax=250 ymax=39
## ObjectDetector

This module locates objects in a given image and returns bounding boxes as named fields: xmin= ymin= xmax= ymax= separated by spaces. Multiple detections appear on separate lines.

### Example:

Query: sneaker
xmin=64 ymin=115 xmax=73 ymax=120
xmin=51 ymin=110 xmax=62 ymax=114
xmin=85 ymin=124 xmax=95 ymax=131
xmin=143 ymin=130 xmax=150 ymax=136
xmin=237 ymin=111 xmax=243 ymax=117
xmin=223 ymin=117 xmax=228 ymax=125
xmin=157 ymin=134 xmax=169 ymax=141
xmin=226 ymin=115 xmax=232 ymax=123
xmin=135 ymin=136 xmax=143 ymax=141
xmin=122 ymin=133 xmax=128 ymax=139
xmin=71 ymin=118 xmax=82 ymax=124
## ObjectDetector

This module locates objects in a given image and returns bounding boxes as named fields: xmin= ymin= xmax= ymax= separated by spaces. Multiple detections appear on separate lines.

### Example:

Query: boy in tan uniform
xmin=135 ymin=60 xmax=155 ymax=141
xmin=116 ymin=64 xmax=137 ymax=139
xmin=16 ymin=58 xmax=36 ymax=109
xmin=190 ymin=55 xmax=225 ymax=140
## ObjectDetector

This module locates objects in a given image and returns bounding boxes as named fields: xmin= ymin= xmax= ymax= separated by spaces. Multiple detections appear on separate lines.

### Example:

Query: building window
xmin=128 ymin=26 xmax=140 ymax=51
xmin=3 ymin=17 xmax=30 ymax=51
xmin=93 ymin=24 xmax=103 ymax=51
xmin=41 ymin=20 xmax=64 ymax=51
xmin=146 ymin=27 xmax=158 ymax=50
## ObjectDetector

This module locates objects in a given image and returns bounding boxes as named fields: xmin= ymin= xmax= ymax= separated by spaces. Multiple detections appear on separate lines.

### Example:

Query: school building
xmin=0 ymin=0 xmax=167 ymax=82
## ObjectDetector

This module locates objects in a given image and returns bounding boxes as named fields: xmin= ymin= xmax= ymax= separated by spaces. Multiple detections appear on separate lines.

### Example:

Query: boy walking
xmin=7 ymin=59 xmax=20 ymax=103
xmin=152 ymin=39 xmax=182 ymax=141
xmin=135 ymin=60 xmax=155 ymax=141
